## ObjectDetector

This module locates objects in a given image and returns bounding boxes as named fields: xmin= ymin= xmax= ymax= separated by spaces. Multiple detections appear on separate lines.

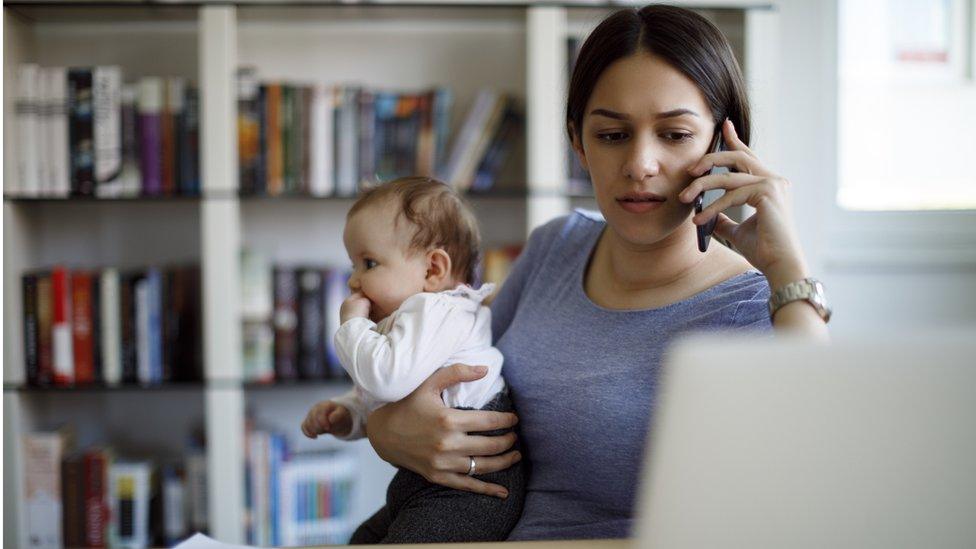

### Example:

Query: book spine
xmin=16 ymin=64 xmax=40 ymax=197
xmin=37 ymin=67 xmax=52 ymax=195
xmin=323 ymin=269 xmax=350 ymax=378
xmin=51 ymin=67 xmax=72 ymax=197
xmin=91 ymin=272 xmax=103 ymax=383
xmin=136 ymin=276 xmax=150 ymax=384
xmin=51 ymin=266 xmax=74 ymax=385
xmin=84 ymin=450 xmax=109 ymax=548
xmin=432 ymin=87 xmax=453 ymax=175
xmin=67 ymin=67 xmax=95 ymax=197
xmin=36 ymin=274 xmax=54 ymax=385
xmin=100 ymin=269 xmax=122 ymax=384
xmin=62 ymin=455 xmax=85 ymax=548
xmin=23 ymin=273 xmax=40 ymax=385
xmin=301 ymin=86 xmax=311 ymax=194
xmin=120 ymin=272 xmax=139 ymax=383
xmin=93 ymin=66 xmax=122 ymax=188
xmin=266 ymin=83 xmax=283 ymax=196
xmin=24 ymin=432 xmax=66 ymax=549
xmin=161 ymin=80 xmax=176 ymax=195
xmin=138 ymin=77 xmax=164 ymax=196
xmin=256 ymin=85 xmax=268 ymax=195
xmin=115 ymin=84 xmax=142 ymax=198
xmin=297 ymin=269 xmax=325 ymax=379
xmin=272 ymin=267 xmax=298 ymax=380
xmin=71 ymin=271 xmax=95 ymax=384
xmin=416 ymin=91 xmax=435 ymax=177
xmin=147 ymin=268 xmax=163 ymax=383
xmin=238 ymin=69 xmax=259 ymax=195
xmin=281 ymin=85 xmax=295 ymax=194
xmin=182 ymin=86 xmax=201 ymax=195
xmin=336 ymin=87 xmax=359 ymax=196
xmin=357 ymin=89 xmax=375 ymax=185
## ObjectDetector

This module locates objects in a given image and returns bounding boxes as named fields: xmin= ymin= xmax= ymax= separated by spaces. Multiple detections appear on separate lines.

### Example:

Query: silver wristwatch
xmin=768 ymin=277 xmax=832 ymax=323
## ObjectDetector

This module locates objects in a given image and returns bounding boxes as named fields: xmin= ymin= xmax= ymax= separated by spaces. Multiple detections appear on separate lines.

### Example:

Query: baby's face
xmin=343 ymin=200 xmax=429 ymax=322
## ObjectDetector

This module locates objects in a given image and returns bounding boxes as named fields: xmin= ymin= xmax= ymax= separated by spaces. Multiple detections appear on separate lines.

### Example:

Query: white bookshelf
xmin=2 ymin=1 xmax=777 ymax=545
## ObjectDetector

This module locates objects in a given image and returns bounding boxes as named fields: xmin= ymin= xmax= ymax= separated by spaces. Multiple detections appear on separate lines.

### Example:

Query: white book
xmin=161 ymin=467 xmax=187 ymax=543
xmin=240 ymin=249 xmax=271 ymax=320
xmin=93 ymin=66 xmax=123 ymax=196
xmin=247 ymin=432 xmax=269 ymax=546
xmin=16 ymin=64 xmax=41 ymax=197
xmin=37 ymin=68 xmax=52 ymax=195
xmin=108 ymin=461 xmax=152 ymax=549
xmin=136 ymin=277 xmax=150 ymax=384
xmin=48 ymin=67 xmax=71 ymax=198
xmin=23 ymin=428 xmax=73 ymax=549
xmin=100 ymin=269 xmax=122 ymax=385
xmin=309 ymin=83 xmax=334 ymax=197
xmin=185 ymin=451 xmax=208 ymax=532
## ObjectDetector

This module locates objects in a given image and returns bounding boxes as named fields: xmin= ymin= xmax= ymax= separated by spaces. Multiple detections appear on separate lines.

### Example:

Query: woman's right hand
xmin=366 ymin=364 xmax=522 ymax=499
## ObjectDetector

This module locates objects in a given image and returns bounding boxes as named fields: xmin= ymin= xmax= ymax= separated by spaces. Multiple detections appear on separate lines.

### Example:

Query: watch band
xmin=768 ymin=277 xmax=832 ymax=323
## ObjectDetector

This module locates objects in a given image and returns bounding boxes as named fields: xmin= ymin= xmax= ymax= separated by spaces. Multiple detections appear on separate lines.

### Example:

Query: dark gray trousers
xmin=349 ymin=390 xmax=525 ymax=544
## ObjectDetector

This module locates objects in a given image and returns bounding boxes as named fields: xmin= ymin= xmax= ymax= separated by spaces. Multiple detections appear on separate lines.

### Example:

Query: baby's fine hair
xmin=348 ymin=177 xmax=482 ymax=284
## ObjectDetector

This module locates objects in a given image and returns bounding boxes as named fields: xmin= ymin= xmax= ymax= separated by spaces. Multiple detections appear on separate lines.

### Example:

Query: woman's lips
xmin=616 ymin=193 xmax=666 ymax=214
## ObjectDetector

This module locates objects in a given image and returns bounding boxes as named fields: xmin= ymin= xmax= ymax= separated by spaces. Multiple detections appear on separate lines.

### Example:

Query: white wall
xmin=766 ymin=0 xmax=976 ymax=336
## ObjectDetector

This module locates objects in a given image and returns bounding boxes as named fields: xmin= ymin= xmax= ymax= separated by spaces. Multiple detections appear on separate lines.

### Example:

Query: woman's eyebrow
xmin=589 ymin=107 xmax=700 ymax=120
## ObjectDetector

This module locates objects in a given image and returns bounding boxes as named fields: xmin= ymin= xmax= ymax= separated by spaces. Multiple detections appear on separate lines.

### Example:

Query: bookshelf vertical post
xmin=526 ymin=6 xmax=569 ymax=234
xmin=200 ymin=4 xmax=245 ymax=543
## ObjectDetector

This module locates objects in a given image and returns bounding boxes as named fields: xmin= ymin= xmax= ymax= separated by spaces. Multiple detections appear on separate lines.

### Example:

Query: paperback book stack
xmin=20 ymin=265 xmax=202 ymax=387
xmin=22 ymin=426 xmax=207 ymax=549
xmin=11 ymin=64 xmax=200 ymax=198
xmin=237 ymin=68 xmax=523 ymax=196
xmin=241 ymin=250 xmax=351 ymax=384
xmin=245 ymin=424 xmax=357 ymax=547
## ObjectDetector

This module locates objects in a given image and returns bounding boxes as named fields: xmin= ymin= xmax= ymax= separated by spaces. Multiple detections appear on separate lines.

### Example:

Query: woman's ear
xmin=568 ymin=122 xmax=589 ymax=171
xmin=424 ymin=249 xmax=453 ymax=292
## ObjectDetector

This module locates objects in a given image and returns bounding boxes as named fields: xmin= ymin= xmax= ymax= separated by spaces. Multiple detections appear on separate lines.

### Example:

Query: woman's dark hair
xmin=567 ymin=4 xmax=751 ymax=146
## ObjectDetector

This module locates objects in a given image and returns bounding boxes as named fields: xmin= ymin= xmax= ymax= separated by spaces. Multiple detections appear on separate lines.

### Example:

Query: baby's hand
xmin=301 ymin=401 xmax=353 ymax=439
xmin=340 ymin=291 xmax=371 ymax=323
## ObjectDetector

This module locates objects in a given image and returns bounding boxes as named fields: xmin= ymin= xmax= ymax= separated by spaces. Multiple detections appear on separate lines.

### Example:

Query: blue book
xmin=146 ymin=268 xmax=162 ymax=383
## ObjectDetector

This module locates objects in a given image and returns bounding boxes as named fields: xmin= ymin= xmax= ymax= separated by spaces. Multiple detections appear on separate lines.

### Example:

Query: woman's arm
xmin=366 ymin=364 xmax=521 ymax=498
xmin=681 ymin=118 xmax=829 ymax=340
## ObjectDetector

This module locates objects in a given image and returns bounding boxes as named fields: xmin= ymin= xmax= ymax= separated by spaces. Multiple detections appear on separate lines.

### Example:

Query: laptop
xmin=634 ymin=331 xmax=976 ymax=548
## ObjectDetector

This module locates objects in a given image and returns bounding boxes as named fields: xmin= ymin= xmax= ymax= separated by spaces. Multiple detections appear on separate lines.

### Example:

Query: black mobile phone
xmin=694 ymin=128 xmax=728 ymax=253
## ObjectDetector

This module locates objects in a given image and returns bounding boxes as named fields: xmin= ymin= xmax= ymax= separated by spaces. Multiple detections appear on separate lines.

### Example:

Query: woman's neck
xmin=591 ymin=222 xmax=712 ymax=296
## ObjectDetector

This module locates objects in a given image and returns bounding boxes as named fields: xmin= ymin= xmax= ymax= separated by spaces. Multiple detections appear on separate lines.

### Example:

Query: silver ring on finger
xmin=467 ymin=456 xmax=476 ymax=476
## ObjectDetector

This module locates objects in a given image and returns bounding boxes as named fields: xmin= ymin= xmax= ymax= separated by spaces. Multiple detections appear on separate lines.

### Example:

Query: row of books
xmin=11 ymin=64 xmax=200 ymax=199
xmin=236 ymin=68 xmax=522 ymax=197
xmin=245 ymin=426 xmax=356 ymax=546
xmin=21 ymin=266 xmax=202 ymax=387
xmin=23 ymin=426 xmax=207 ymax=549
xmin=241 ymin=251 xmax=351 ymax=383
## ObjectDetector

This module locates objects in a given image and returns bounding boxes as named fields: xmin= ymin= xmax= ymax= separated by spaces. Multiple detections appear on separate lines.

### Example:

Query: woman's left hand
xmin=678 ymin=118 xmax=809 ymax=284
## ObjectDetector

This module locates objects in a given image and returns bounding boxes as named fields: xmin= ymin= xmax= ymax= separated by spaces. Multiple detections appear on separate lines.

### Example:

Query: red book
xmin=51 ymin=266 xmax=74 ymax=385
xmin=71 ymin=271 xmax=95 ymax=383
xmin=84 ymin=448 xmax=109 ymax=548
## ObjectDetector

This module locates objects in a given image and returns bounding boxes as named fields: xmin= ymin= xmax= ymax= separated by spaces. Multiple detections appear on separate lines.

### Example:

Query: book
xmin=265 ymin=83 xmax=283 ymax=196
xmin=16 ymin=64 xmax=41 ymax=197
xmin=243 ymin=321 xmax=274 ymax=384
xmin=62 ymin=453 xmax=86 ymax=548
xmin=277 ymin=451 xmax=356 ymax=547
xmin=162 ymin=78 xmax=185 ymax=196
xmin=439 ymin=89 xmax=502 ymax=190
xmin=471 ymin=103 xmax=522 ymax=193
xmin=335 ymin=87 xmax=360 ymax=197
xmin=238 ymin=68 xmax=261 ymax=196
xmin=36 ymin=273 xmax=54 ymax=385
xmin=308 ymin=83 xmax=334 ymax=197
xmin=84 ymin=448 xmax=111 ymax=547
xmin=120 ymin=271 xmax=141 ymax=383
xmin=185 ymin=448 xmax=208 ymax=533
xmin=68 ymin=68 xmax=96 ymax=197
xmin=180 ymin=87 xmax=201 ymax=195
xmin=23 ymin=273 xmax=40 ymax=385
xmin=109 ymin=461 xmax=154 ymax=548
xmin=297 ymin=268 xmax=326 ymax=379
xmin=272 ymin=267 xmax=299 ymax=380
xmin=93 ymin=66 xmax=123 ymax=191
xmin=160 ymin=464 xmax=188 ymax=546
xmin=322 ymin=269 xmax=350 ymax=377
xmin=138 ymin=77 xmax=164 ymax=196
xmin=24 ymin=427 xmax=74 ymax=548
xmin=71 ymin=270 xmax=96 ymax=384
xmin=101 ymin=269 xmax=123 ymax=385
xmin=51 ymin=266 xmax=74 ymax=385
xmin=47 ymin=67 xmax=71 ymax=197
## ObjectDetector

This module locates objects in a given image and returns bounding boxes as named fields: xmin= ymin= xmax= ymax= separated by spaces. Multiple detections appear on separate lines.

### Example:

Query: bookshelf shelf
xmin=3 ymin=381 xmax=206 ymax=393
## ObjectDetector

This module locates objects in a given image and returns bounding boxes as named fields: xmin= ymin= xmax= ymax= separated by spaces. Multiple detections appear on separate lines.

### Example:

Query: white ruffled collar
xmin=440 ymin=283 xmax=496 ymax=304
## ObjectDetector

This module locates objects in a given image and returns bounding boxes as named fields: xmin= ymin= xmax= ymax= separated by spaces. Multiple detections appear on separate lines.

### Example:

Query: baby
xmin=300 ymin=177 xmax=524 ymax=543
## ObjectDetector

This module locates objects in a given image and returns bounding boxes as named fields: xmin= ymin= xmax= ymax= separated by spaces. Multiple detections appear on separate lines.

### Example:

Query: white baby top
xmin=330 ymin=283 xmax=506 ymax=440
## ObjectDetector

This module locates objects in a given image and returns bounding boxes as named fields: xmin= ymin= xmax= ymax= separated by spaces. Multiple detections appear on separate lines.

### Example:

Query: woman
xmin=364 ymin=4 xmax=830 ymax=541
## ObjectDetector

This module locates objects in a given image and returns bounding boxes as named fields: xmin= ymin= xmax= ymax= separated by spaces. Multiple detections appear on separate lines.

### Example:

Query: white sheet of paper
xmin=174 ymin=533 xmax=267 ymax=549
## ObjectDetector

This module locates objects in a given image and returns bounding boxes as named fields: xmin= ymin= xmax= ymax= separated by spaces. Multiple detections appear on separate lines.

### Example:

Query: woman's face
xmin=574 ymin=52 xmax=718 ymax=248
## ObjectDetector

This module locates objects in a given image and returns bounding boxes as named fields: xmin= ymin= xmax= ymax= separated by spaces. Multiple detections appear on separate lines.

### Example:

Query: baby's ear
xmin=424 ymin=249 xmax=453 ymax=292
